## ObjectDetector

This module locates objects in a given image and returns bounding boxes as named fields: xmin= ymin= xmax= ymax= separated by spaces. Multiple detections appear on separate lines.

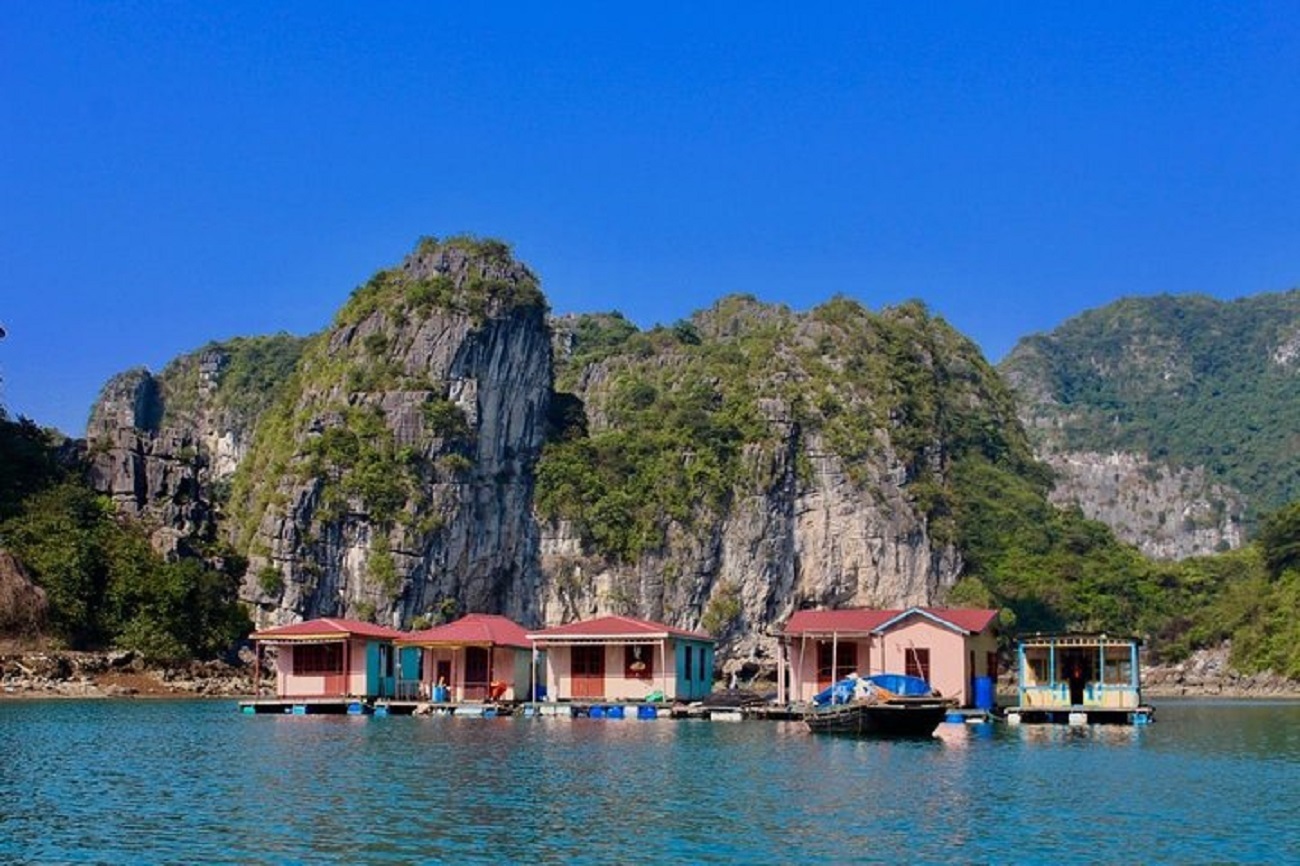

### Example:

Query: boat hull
xmin=803 ymin=698 xmax=952 ymax=738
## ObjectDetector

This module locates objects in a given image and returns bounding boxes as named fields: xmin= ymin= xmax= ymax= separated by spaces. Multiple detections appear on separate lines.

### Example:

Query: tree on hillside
xmin=1257 ymin=501 xmax=1300 ymax=580
xmin=0 ymin=409 xmax=67 ymax=521
xmin=0 ymin=479 xmax=251 ymax=660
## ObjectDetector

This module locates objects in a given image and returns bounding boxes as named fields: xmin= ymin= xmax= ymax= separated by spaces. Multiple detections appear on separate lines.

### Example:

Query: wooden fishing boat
xmin=802 ymin=673 xmax=954 ymax=738
xmin=802 ymin=695 xmax=953 ymax=737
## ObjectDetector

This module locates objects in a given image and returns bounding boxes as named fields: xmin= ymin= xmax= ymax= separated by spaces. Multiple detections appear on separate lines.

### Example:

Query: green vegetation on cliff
xmin=337 ymin=234 xmax=546 ymax=328
xmin=157 ymin=333 xmax=306 ymax=428
xmin=538 ymin=295 xmax=1037 ymax=562
xmin=0 ymin=410 xmax=250 ymax=660
xmin=1002 ymin=291 xmax=1300 ymax=522
xmin=539 ymin=303 xmax=773 ymax=562
xmin=229 ymin=236 xmax=528 ymax=552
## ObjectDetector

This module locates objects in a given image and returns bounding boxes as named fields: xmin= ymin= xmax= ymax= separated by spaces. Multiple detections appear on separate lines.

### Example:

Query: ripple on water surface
xmin=2 ymin=699 xmax=1299 ymax=863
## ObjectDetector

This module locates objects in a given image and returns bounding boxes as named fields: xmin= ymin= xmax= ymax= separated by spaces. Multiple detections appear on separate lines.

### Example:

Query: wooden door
xmin=464 ymin=646 xmax=490 ymax=701
xmin=571 ymin=645 xmax=605 ymax=699
xmin=323 ymin=642 xmax=348 ymax=696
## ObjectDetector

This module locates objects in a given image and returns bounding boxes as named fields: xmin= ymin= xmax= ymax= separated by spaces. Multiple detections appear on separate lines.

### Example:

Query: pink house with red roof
xmin=249 ymin=617 xmax=404 ymax=700
xmin=777 ymin=607 xmax=1000 ymax=708
xmin=527 ymin=615 xmax=716 ymax=702
xmin=395 ymin=614 xmax=535 ymax=703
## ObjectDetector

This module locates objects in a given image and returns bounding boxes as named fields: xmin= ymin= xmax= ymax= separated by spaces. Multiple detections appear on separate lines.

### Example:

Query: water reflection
xmin=2 ymin=700 xmax=1299 ymax=863
xmin=1009 ymin=720 xmax=1145 ymax=747
xmin=933 ymin=719 xmax=997 ymax=748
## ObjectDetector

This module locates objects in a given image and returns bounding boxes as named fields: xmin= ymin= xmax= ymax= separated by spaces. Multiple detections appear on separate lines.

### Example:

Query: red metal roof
xmin=527 ymin=614 xmax=713 ymax=643
xmin=398 ymin=613 xmax=532 ymax=649
xmin=249 ymin=617 xmax=404 ymax=642
xmin=782 ymin=609 xmax=894 ymax=635
xmin=781 ymin=607 xmax=998 ymax=637
xmin=920 ymin=607 xmax=999 ymax=634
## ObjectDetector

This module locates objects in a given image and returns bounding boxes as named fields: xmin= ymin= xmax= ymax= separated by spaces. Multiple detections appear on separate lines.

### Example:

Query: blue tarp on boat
xmin=812 ymin=673 xmax=935 ymax=705
xmin=866 ymin=674 xmax=933 ymax=696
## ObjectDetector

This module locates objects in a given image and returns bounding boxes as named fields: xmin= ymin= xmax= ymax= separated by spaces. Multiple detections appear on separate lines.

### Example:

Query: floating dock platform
xmin=238 ymin=698 xmax=516 ymax=717
xmin=238 ymin=698 xmax=926 ymax=723
xmin=523 ymin=702 xmax=667 ymax=719
xmin=239 ymin=697 xmax=378 ymax=715
xmin=1003 ymin=705 xmax=1154 ymax=725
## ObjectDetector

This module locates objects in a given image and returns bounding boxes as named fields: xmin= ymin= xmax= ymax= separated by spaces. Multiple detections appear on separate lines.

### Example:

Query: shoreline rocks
xmin=0 ymin=650 xmax=257 ymax=699
xmin=1141 ymin=645 xmax=1300 ymax=699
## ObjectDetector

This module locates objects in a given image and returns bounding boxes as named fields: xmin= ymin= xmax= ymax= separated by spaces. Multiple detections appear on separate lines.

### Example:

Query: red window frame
xmin=293 ymin=642 xmax=344 ymax=676
xmin=624 ymin=644 xmax=654 ymax=680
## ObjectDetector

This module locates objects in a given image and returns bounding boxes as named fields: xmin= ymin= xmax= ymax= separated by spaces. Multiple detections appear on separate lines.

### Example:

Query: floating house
xmin=1005 ymin=633 xmax=1153 ymax=725
xmin=777 ymin=607 xmax=1000 ymax=708
xmin=527 ymin=615 xmax=716 ymax=703
xmin=395 ymin=613 xmax=535 ymax=703
xmin=248 ymin=617 xmax=404 ymax=702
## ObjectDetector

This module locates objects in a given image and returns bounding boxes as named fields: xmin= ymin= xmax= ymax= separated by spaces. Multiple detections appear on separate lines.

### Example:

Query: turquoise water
xmin=2 ymin=700 xmax=1298 ymax=864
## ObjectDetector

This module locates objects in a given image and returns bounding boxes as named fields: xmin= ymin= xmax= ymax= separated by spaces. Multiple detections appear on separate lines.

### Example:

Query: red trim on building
xmin=250 ymin=617 xmax=404 ymax=641
xmin=527 ymin=614 xmax=713 ymax=643
xmin=782 ymin=607 xmax=998 ymax=637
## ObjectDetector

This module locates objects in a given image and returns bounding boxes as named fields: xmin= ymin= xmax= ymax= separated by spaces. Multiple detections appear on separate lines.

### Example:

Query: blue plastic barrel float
xmin=973 ymin=676 xmax=995 ymax=710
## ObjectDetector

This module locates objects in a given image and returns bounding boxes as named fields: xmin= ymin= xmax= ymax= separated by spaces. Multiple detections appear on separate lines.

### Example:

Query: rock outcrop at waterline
xmin=84 ymin=238 xmax=1034 ymax=662
xmin=0 ymin=651 xmax=255 ymax=697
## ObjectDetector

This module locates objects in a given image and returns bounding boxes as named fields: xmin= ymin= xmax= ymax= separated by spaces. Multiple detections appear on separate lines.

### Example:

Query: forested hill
xmin=1000 ymin=290 xmax=1300 ymax=552
xmin=6 ymin=238 xmax=1300 ymax=680
xmin=71 ymin=238 xmax=1149 ymax=665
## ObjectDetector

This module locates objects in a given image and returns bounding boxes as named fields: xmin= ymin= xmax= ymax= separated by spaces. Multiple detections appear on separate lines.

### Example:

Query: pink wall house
xmin=395 ymin=613 xmax=535 ymax=702
xmin=778 ymin=607 xmax=999 ymax=708
xmin=249 ymin=618 xmax=404 ymax=699
xmin=527 ymin=615 xmax=716 ymax=702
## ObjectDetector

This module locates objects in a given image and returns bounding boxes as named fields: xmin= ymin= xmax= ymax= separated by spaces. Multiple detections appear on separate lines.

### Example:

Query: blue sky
xmin=3 ymin=3 xmax=1298 ymax=436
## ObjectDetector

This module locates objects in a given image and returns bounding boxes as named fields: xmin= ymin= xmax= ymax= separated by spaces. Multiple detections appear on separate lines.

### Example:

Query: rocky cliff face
xmin=86 ymin=242 xmax=1040 ymax=662
xmin=1000 ymin=292 xmax=1300 ymax=558
xmin=233 ymin=237 xmax=552 ymax=628
xmin=86 ymin=365 xmax=221 ymax=558
xmin=536 ymin=428 xmax=957 ymax=663
xmin=1041 ymin=451 xmax=1244 ymax=559
xmin=535 ymin=297 xmax=1020 ymax=662
xmin=85 ymin=336 xmax=303 ymax=558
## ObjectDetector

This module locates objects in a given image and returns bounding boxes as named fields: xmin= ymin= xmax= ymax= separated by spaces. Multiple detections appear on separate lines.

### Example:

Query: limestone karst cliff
xmin=534 ymin=296 xmax=1033 ymax=661
xmin=86 ymin=335 xmax=304 ymax=558
xmin=227 ymin=237 xmax=553 ymax=630
xmin=83 ymin=238 xmax=1043 ymax=662
xmin=1000 ymin=291 xmax=1300 ymax=558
